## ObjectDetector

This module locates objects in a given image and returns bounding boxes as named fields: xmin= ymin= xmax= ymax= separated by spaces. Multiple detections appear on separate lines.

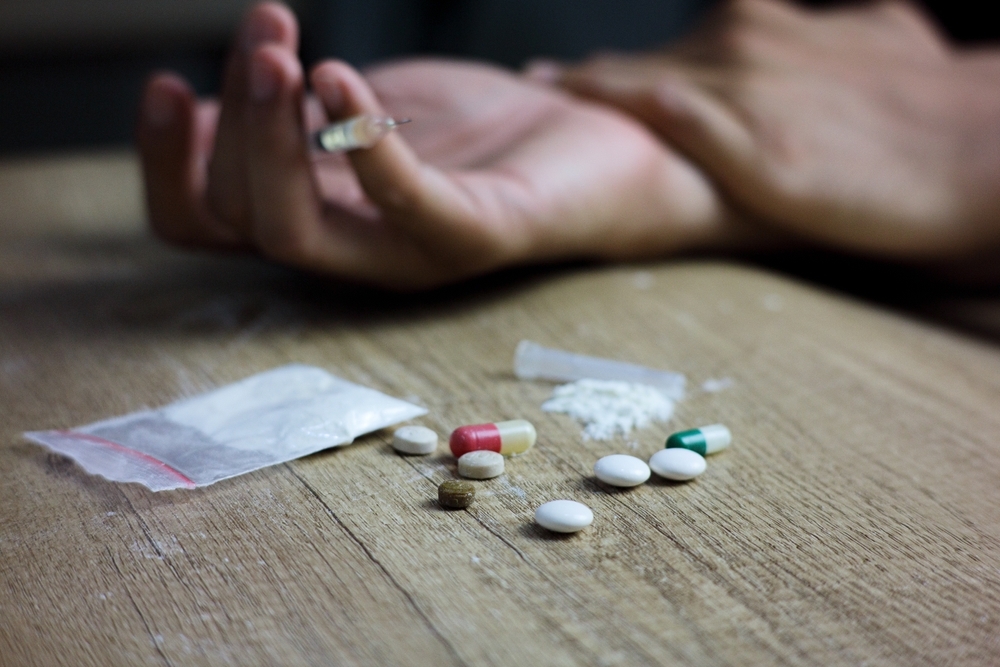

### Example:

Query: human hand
xmin=550 ymin=0 xmax=1000 ymax=260
xmin=137 ymin=3 xmax=766 ymax=290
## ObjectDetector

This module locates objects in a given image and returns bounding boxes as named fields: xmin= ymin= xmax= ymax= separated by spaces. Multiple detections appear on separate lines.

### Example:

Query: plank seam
xmin=284 ymin=463 xmax=469 ymax=667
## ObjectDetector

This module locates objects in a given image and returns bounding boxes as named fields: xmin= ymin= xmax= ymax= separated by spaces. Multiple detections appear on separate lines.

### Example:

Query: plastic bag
xmin=24 ymin=364 xmax=427 ymax=491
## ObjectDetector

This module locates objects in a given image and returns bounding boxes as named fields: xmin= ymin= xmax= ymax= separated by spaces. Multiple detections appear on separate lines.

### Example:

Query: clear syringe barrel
xmin=513 ymin=340 xmax=686 ymax=400
xmin=313 ymin=115 xmax=407 ymax=152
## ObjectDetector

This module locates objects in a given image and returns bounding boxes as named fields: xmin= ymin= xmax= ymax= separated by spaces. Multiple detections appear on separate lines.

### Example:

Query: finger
xmin=558 ymin=54 xmax=702 ymax=102
xmin=136 ymin=73 xmax=241 ymax=247
xmin=246 ymin=48 xmax=467 ymax=289
xmin=666 ymin=0 xmax=802 ymax=64
xmin=826 ymin=0 xmax=946 ymax=62
xmin=302 ymin=93 xmax=330 ymax=132
xmin=206 ymin=2 xmax=299 ymax=235
xmin=559 ymin=57 xmax=664 ymax=101
xmin=244 ymin=44 xmax=339 ymax=269
xmin=310 ymin=60 xmax=502 ymax=259
xmin=561 ymin=63 xmax=758 ymax=194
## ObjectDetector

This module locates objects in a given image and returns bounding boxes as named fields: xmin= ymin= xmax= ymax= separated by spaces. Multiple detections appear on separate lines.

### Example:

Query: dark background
xmin=0 ymin=0 xmax=991 ymax=156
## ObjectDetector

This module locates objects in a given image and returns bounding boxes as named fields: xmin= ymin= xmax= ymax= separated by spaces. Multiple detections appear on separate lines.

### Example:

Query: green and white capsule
xmin=665 ymin=424 xmax=731 ymax=456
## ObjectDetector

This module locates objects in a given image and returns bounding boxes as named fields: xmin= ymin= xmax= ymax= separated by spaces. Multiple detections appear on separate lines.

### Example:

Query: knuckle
xmin=709 ymin=0 xmax=789 ymax=61
xmin=716 ymin=24 xmax=769 ymax=61
xmin=874 ymin=0 xmax=940 ymax=37
xmin=874 ymin=0 xmax=913 ymax=19
xmin=723 ymin=0 xmax=769 ymax=26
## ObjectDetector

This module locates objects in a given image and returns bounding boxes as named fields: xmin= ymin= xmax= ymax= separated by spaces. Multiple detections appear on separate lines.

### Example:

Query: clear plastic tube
xmin=514 ymin=340 xmax=686 ymax=400
xmin=312 ymin=115 xmax=410 ymax=152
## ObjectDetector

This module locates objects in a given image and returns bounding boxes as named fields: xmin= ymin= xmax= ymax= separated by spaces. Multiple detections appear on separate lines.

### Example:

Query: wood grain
xmin=0 ymin=150 xmax=143 ymax=239
xmin=2 ymin=159 xmax=1000 ymax=666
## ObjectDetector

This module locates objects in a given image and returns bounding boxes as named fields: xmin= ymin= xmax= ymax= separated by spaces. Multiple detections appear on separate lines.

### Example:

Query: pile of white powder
xmin=541 ymin=379 xmax=675 ymax=440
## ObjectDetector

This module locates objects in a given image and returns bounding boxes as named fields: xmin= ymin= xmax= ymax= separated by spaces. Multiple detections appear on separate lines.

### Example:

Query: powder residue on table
xmin=541 ymin=379 xmax=675 ymax=440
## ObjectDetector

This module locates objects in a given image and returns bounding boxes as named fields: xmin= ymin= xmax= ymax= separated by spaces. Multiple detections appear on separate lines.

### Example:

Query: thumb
xmin=309 ymin=60 xmax=504 ymax=258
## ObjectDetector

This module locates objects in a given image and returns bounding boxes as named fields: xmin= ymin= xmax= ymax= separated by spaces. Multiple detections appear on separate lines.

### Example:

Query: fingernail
xmin=249 ymin=56 xmax=279 ymax=102
xmin=242 ymin=13 xmax=284 ymax=50
xmin=523 ymin=59 xmax=563 ymax=84
xmin=145 ymin=84 xmax=176 ymax=128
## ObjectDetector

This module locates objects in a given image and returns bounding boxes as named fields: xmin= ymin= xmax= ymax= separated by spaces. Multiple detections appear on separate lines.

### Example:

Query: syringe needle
xmin=311 ymin=115 xmax=411 ymax=153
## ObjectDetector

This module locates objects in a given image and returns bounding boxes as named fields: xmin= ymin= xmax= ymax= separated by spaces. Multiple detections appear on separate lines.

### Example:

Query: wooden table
xmin=2 ymin=152 xmax=999 ymax=666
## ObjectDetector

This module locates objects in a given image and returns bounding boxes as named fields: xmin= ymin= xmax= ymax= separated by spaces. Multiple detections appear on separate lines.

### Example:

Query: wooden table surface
xmin=2 ymin=152 xmax=1000 ymax=666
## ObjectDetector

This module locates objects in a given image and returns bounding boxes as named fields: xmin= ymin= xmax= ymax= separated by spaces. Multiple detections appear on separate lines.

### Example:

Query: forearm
xmin=553 ymin=0 xmax=1000 ymax=264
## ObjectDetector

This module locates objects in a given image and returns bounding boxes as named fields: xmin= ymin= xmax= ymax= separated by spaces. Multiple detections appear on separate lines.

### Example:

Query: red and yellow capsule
xmin=449 ymin=420 xmax=537 ymax=457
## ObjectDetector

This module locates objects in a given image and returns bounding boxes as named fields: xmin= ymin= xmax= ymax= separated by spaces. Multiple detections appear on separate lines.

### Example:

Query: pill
xmin=458 ymin=450 xmax=505 ymax=479
xmin=649 ymin=448 xmax=706 ymax=480
xmin=535 ymin=500 xmax=594 ymax=533
xmin=450 ymin=419 xmax=536 ymax=457
xmin=392 ymin=425 xmax=438 ymax=455
xmin=665 ymin=424 xmax=731 ymax=456
xmin=593 ymin=454 xmax=650 ymax=487
xmin=438 ymin=480 xmax=476 ymax=509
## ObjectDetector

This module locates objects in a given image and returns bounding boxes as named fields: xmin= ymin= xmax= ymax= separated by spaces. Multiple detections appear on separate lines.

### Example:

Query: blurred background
xmin=0 ymin=0 xmax=714 ymax=155
xmin=0 ymin=0 xmax=996 ymax=341
xmin=1 ymin=0 xmax=989 ymax=157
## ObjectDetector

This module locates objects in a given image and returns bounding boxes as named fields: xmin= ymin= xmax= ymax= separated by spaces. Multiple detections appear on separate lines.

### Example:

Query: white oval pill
xmin=457 ymin=450 xmax=505 ymax=479
xmin=535 ymin=500 xmax=594 ymax=533
xmin=392 ymin=426 xmax=438 ymax=455
xmin=593 ymin=454 xmax=650 ymax=487
xmin=649 ymin=448 xmax=706 ymax=481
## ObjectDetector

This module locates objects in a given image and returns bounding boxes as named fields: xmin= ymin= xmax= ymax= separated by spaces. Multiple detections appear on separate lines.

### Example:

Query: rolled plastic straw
xmin=514 ymin=340 xmax=686 ymax=400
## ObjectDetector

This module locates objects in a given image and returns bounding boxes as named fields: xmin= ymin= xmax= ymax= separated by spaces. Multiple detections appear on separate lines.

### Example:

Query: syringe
xmin=311 ymin=115 xmax=411 ymax=153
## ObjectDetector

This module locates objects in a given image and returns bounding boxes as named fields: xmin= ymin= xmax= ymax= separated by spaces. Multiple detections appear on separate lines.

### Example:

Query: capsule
xmin=450 ymin=419 xmax=536 ymax=457
xmin=665 ymin=424 xmax=731 ymax=456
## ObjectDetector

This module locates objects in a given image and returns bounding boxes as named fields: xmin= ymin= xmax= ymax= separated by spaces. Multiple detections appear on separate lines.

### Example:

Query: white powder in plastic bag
xmin=542 ymin=379 xmax=675 ymax=440
xmin=24 ymin=364 xmax=426 ymax=491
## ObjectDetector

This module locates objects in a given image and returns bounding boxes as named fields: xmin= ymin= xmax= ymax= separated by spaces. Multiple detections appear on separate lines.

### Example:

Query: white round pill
xmin=535 ymin=500 xmax=594 ymax=533
xmin=392 ymin=426 xmax=438 ymax=455
xmin=649 ymin=448 xmax=706 ymax=480
xmin=457 ymin=450 xmax=505 ymax=479
xmin=593 ymin=454 xmax=650 ymax=487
